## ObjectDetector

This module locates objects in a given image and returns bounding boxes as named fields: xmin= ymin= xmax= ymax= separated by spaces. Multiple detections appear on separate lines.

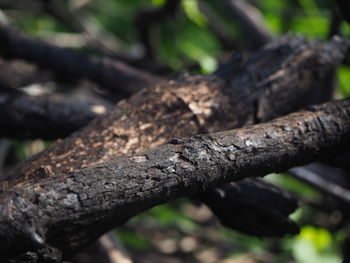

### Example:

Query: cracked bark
xmin=1 ymin=98 xmax=350 ymax=261
xmin=1 ymin=35 xmax=348 ymax=261
xmin=4 ymin=35 xmax=347 ymax=182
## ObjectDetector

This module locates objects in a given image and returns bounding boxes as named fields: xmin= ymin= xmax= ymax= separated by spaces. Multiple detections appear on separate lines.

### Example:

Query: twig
xmin=289 ymin=165 xmax=350 ymax=203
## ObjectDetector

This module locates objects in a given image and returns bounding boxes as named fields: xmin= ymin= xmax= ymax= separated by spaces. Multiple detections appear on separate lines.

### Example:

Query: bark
xmin=0 ymin=90 xmax=112 ymax=139
xmin=0 ymin=35 xmax=346 ymax=243
xmin=0 ymin=24 xmax=163 ymax=95
xmin=4 ymin=35 xmax=347 ymax=182
xmin=1 ymin=98 xmax=350 ymax=261
xmin=0 ymin=35 xmax=347 ymax=261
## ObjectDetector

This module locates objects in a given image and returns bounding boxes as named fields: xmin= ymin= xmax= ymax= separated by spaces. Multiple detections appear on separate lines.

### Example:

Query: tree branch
xmin=0 ymin=35 xmax=347 ymax=261
xmin=1 ymin=98 xmax=350 ymax=261
xmin=0 ymin=90 xmax=112 ymax=139
xmin=220 ymin=0 xmax=273 ymax=50
xmin=289 ymin=163 xmax=350 ymax=203
xmin=0 ymin=23 xmax=163 ymax=95
xmin=0 ymin=58 xmax=52 ymax=90
xmin=5 ymin=35 xmax=346 ymax=182
xmin=0 ymin=35 xmax=346 ymax=243
xmin=195 ymin=178 xmax=299 ymax=237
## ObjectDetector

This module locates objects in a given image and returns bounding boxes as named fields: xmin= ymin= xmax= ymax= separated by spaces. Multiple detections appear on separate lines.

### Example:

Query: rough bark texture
xmin=1 ymin=35 xmax=348 ymax=261
xmin=1 ymin=98 xmax=350 ymax=262
xmin=4 ymin=35 xmax=347 ymax=183
xmin=0 ymin=24 xmax=163 ymax=95
xmin=0 ymin=90 xmax=112 ymax=139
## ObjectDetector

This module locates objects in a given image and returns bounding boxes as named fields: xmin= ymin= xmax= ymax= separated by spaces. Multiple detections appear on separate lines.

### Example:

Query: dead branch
xmin=0 ymin=23 xmax=163 ymax=95
xmin=289 ymin=164 xmax=350 ymax=203
xmin=1 ymin=98 xmax=350 ymax=261
xmin=1 ymin=34 xmax=346 ymax=237
xmin=0 ymin=59 xmax=52 ymax=90
xmin=0 ymin=90 xmax=112 ymax=139
xmin=5 ymin=35 xmax=346 ymax=183
xmin=0 ymin=35 xmax=346 ymax=261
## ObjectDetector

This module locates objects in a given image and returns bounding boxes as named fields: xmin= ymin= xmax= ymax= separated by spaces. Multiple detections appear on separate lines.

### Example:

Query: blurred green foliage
xmin=5 ymin=0 xmax=350 ymax=262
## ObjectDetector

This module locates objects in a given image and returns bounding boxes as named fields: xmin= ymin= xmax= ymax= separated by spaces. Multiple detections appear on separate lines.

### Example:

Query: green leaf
xmin=338 ymin=66 xmax=350 ymax=98
xmin=116 ymin=229 xmax=152 ymax=250
xmin=182 ymin=0 xmax=208 ymax=27
xmin=151 ymin=0 xmax=166 ymax=7
xmin=298 ymin=226 xmax=332 ymax=251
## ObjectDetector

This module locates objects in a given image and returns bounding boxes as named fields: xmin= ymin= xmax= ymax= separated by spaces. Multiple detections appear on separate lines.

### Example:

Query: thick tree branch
xmin=0 ymin=24 xmax=163 ymax=95
xmin=0 ymin=35 xmax=345 ymax=243
xmin=0 ymin=90 xmax=112 ymax=139
xmin=5 ymin=35 xmax=346 ymax=182
xmin=0 ymin=35 xmax=347 ymax=261
xmin=1 ymin=98 xmax=350 ymax=261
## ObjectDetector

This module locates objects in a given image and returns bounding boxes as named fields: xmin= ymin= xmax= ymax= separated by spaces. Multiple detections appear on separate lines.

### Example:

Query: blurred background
xmin=1 ymin=0 xmax=350 ymax=262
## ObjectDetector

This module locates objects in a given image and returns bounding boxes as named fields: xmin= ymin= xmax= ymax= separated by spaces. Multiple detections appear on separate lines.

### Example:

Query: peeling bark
xmin=1 ymin=98 xmax=350 ymax=261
